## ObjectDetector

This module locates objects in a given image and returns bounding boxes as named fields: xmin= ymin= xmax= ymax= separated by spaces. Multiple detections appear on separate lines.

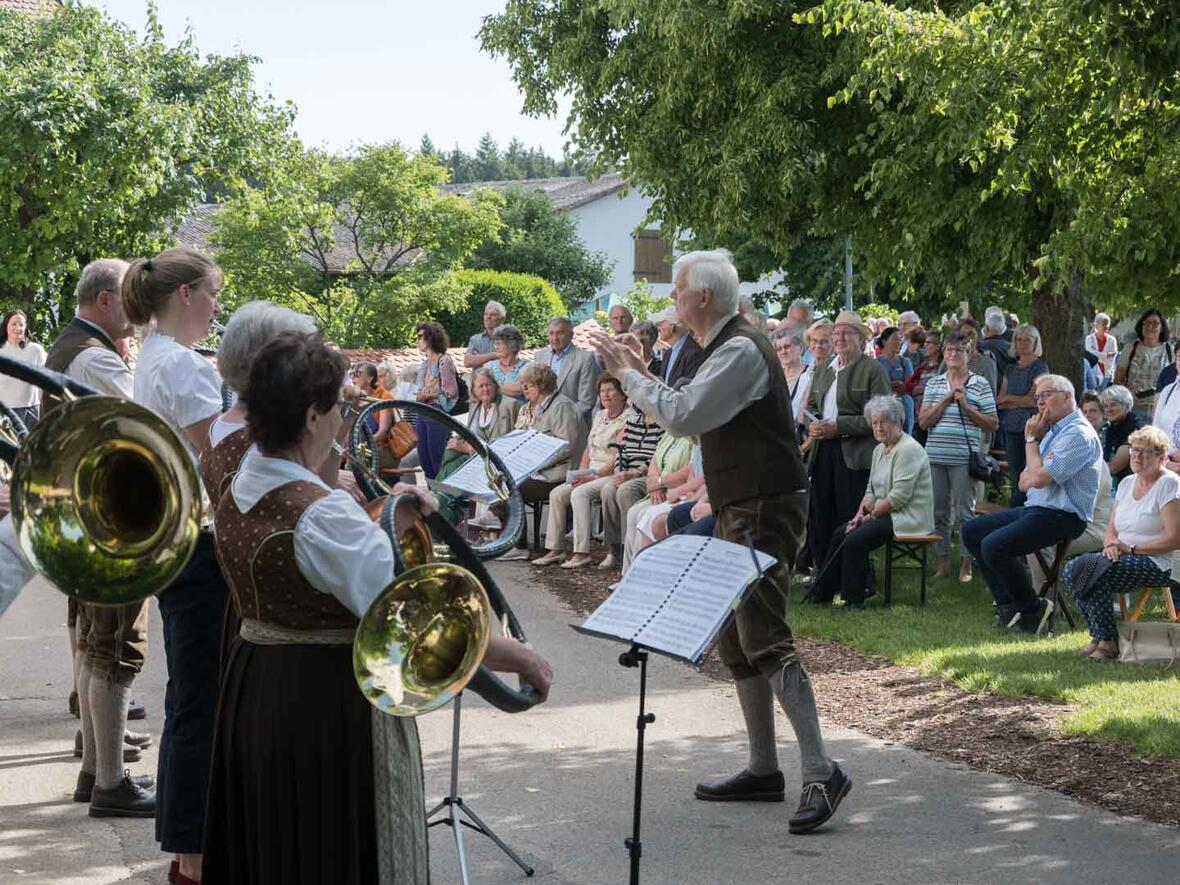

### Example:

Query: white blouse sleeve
xmin=168 ymin=350 xmax=223 ymax=428
xmin=293 ymin=490 xmax=396 ymax=618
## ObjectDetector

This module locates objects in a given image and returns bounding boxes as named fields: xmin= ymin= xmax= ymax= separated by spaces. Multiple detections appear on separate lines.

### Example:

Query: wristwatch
xmin=1025 ymin=436 xmax=1037 ymax=444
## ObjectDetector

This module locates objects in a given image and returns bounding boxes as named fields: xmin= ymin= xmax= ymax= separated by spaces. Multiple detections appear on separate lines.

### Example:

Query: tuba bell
xmin=342 ymin=399 xmax=539 ymax=716
xmin=0 ymin=354 xmax=204 ymax=605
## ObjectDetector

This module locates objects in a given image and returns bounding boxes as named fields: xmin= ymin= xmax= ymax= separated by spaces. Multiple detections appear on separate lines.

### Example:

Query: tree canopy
xmin=428 ymin=132 xmax=593 ymax=182
xmin=0 ymin=3 xmax=293 ymax=329
xmin=211 ymin=142 xmax=503 ymax=348
xmin=467 ymin=185 xmax=612 ymax=308
xmin=482 ymin=0 xmax=1180 ymax=387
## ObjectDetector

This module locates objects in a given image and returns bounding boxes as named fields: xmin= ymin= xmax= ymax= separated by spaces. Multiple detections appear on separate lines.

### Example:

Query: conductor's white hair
xmin=672 ymin=249 xmax=740 ymax=316
xmin=219 ymin=300 xmax=317 ymax=395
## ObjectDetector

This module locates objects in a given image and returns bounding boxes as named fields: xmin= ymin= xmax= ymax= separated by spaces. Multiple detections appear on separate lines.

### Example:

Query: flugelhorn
xmin=344 ymin=399 xmax=538 ymax=715
xmin=0 ymin=354 xmax=203 ymax=605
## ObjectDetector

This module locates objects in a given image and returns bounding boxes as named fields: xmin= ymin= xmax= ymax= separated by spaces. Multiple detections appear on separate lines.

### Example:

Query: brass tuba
xmin=343 ymin=399 xmax=539 ymax=717
xmin=0 ymin=354 xmax=204 ymax=605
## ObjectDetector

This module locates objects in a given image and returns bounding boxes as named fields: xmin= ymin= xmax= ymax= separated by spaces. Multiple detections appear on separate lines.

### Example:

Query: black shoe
xmin=89 ymin=771 xmax=156 ymax=817
xmin=694 ymin=769 xmax=785 ymax=802
xmin=789 ymin=763 xmax=852 ymax=834
xmin=1008 ymin=599 xmax=1054 ymax=635
xmin=994 ymin=604 xmax=1017 ymax=627
xmin=126 ymin=698 xmax=146 ymax=721
xmin=74 ymin=769 xmax=154 ymax=803
xmin=68 ymin=690 xmax=79 ymax=718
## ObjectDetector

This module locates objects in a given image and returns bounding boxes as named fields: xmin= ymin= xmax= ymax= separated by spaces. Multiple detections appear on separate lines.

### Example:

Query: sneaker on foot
xmin=789 ymin=763 xmax=852 ymax=834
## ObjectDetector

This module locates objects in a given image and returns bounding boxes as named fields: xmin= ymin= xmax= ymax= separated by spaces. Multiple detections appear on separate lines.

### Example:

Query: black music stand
xmin=426 ymin=692 xmax=535 ymax=884
xmin=618 ymin=643 xmax=655 ymax=885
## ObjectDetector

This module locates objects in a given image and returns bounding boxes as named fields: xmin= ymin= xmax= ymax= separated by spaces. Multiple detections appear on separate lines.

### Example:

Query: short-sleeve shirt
xmin=1025 ymin=409 xmax=1103 ymax=521
xmin=1118 ymin=341 xmax=1172 ymax=403
xmin=1114 ymin=471 xmax=1180 ymax=571
xmin=490 ymin=357 xmax=529 ymax=402
xmin=921 ymin=373 xmax=998 ymax=466
xmin=133 ymin=333 xmax=222 ymax=432
xmin=466 ymin=332 xmax=494 ymax=355
xmin=1000 ymin=358 xmax=1048 ymax=432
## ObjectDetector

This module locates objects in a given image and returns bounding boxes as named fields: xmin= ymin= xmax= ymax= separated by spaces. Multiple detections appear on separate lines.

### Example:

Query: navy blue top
xmin=1000 ymin=358 xmax=1048 ymax=433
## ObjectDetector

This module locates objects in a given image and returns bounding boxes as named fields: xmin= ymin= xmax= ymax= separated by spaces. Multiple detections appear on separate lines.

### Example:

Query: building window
xmin=633 ymin=228 xmax=673 ymax=283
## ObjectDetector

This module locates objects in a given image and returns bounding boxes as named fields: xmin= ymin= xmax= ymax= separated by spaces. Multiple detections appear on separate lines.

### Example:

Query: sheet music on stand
xmin=573 ymin=535 xmax=777 ymax=663
xmin=428 ymin=429 xmax=566 ymax=501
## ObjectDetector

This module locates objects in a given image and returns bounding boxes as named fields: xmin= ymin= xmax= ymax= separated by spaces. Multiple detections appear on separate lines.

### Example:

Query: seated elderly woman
xmin=489 ymin=323 xmax=529 ymax=402
xmin=202 ymin=331 xmax=551 ymax=882
xmin=497 ymin=362 xmax=584 ymax=560
xmin=809 ymin=395 xmax=934 ymax=609
xmin=1063 ymin=426 xmax=1180 ymax=660
xmin=532 ymin=373 xmax=632 ymax=568
xmin=1100 ymin=385 xmax=1143 ymax=483
xmin=624 ymin=443 xmax=705 ymax=570
xmin=618 ymin=432 xmax=694 ymax=571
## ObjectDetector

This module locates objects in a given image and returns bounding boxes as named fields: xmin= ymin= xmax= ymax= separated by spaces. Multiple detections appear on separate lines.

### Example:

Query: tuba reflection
xmin=2 ymin=383 xmax=203 ymax=606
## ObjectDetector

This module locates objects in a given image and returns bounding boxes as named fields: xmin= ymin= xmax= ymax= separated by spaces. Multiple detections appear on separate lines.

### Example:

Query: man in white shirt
xmin=42 ymin=259 xmax=156 ymax=815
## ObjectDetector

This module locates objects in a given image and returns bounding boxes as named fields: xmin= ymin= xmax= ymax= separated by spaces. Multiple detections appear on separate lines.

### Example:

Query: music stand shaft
xmin=621 ymin=645 xmax=655 ymax=885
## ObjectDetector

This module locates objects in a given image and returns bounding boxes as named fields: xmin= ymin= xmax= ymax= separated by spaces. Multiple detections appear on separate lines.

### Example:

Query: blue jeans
xmin=1002 ymin=430 xmax=1028 ymax=507
xmin=962 ymin=506 xmax=1085 ymax=614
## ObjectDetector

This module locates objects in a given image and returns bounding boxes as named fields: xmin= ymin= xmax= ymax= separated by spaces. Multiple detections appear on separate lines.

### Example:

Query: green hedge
xmin=435 ymin=269 xmax=565 ymax=348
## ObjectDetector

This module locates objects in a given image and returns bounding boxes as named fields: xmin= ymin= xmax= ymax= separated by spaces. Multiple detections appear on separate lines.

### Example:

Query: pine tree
xmin=473 ymin=133 xmax=502 ymax=181
xmin=418 ymin=133 xmax=436 ymax=156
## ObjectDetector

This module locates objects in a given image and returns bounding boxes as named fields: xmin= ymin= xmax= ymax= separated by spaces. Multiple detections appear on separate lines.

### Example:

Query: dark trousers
xmin=156 ymin=532 xmax=229 ymax=854
xmin=666 ymin=500 xmax=715 ymax=536
xmin=812 ymin=514 xmax=894 ymax=603
xmin=416 ymin=409 xmax=451 ymax=479
xmin=714 ymin=492 xmax=808 ymax=680
xmin=807 ymin=440 xmax=870 ymax=571
xmin=1002 ymin=430 xmax=1029 ymax=507
xmin=962 ymin=506 xmax=1085 ymax=613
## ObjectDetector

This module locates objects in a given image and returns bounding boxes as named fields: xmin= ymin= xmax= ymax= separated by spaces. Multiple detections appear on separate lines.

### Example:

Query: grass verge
xmin=788 ymin=565 xmax=1180 ymax=759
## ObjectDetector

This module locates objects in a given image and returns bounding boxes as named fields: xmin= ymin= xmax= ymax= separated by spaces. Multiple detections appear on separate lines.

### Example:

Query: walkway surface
xmin=1 ymin=565 xmax=1178 ymax=884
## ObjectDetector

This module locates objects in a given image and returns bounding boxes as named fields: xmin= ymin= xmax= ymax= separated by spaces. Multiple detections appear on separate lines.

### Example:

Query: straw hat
xmin=831 ymin=309 xmax=872 ymax=339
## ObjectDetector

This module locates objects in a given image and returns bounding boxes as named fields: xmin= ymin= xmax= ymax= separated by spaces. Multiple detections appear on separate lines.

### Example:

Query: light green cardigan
xmin=864 ymin=433 xmax=935 ymax=537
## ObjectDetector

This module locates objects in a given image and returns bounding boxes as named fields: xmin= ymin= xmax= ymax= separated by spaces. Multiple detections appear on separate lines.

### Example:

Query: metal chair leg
xmin=884 ymin=540 xmax=894 ymax=607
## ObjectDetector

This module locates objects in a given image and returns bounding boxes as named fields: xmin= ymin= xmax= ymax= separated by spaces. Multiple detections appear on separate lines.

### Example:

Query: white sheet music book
xmin=428 ymin=429 xmax=566 ymax=501
xmin=573 ymin=535 xmax=777 ymax=663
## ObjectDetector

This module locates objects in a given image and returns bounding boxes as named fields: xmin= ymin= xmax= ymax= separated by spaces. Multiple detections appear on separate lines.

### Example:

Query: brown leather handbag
xmin=385 ymin=412 xmax=418 ymax=460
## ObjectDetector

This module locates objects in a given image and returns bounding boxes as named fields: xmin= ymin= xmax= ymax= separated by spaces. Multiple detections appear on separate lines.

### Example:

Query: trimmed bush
xmin=435 ymin=269 xmax=566 ymax=348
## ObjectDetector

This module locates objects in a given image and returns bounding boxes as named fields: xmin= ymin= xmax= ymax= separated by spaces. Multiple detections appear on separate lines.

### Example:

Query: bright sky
xmin=87 ymin=0 xmax=572 ymax=157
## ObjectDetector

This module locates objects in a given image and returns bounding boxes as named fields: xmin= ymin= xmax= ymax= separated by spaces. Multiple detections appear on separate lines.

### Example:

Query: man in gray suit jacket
xmin=530 ymin=317 xmax=600 ymax=424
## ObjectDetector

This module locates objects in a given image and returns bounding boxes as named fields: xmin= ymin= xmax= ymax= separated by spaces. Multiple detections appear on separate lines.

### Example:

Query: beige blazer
xmin=530 ymin=345 xmax=600 ymax=423
xmin=466 ymin=396 xmax=520 ymax=444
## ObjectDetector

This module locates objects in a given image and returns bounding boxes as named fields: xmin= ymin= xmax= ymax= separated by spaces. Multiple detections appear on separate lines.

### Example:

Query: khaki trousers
xmin=545 ymin=476 xmax=612 ymax=554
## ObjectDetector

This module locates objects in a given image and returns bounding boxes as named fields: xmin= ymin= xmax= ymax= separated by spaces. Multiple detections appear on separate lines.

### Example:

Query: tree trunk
xmin=1029 ymin=273 xmax=1086 ymax=396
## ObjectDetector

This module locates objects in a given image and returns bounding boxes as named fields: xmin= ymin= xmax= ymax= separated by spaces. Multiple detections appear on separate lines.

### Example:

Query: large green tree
xmin=0 ymin=3 xmax=293 ymax=329
xmin=467 ymin=185 xmax=611 ymax=308
xmin=211 ymin=143 xmax=503 ymax=347
xmin=482 ymin=0 xmax=1180 ymax=389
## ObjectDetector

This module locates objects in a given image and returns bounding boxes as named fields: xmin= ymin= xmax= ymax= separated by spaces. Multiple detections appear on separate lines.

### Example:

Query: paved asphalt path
xmin=1 ymin=567 xmax=1177 ymax=884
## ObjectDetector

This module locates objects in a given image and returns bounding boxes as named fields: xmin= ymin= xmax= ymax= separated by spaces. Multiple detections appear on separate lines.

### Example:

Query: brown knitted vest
xmin=43 ymin=318 xmax=118 ymax=412
xmin=699 ymin=315 xmax=808 ymax=509
xmin=214 ymin=480 xmax=358 ymax=629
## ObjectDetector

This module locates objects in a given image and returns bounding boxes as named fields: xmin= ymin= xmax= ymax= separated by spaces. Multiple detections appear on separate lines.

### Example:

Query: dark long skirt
xmin=203 ymin=639 xmax=381 ymax=885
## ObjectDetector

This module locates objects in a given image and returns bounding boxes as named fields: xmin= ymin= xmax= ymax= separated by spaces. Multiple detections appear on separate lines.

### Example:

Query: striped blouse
xmin=615 ymin=409 xmax=665 ymax=472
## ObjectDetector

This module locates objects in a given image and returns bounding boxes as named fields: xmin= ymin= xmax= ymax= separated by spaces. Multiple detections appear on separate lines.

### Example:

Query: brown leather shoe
xmin=694 ymin=769 xmax=785 ymax=802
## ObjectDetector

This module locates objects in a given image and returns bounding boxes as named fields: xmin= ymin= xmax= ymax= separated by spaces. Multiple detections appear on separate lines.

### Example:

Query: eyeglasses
xmin=1130 ymin=447 xmax=1164 ymax=457
xmin=1032 ymin=390 xmax=1065 ymax=401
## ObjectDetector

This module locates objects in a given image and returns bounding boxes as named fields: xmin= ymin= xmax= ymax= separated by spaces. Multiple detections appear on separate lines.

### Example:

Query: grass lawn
xmin=788 ymin=561 xmax=1180 ymax=760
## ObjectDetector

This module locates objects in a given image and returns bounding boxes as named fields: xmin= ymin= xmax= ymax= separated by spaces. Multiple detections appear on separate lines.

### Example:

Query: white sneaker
xmin=498 ymin=548 xmax=530 ymax=562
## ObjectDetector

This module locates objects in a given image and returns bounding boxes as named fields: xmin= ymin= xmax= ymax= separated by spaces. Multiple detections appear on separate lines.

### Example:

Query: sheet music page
xmin=429 ymin=429 xmax=566 ymax=500
xmin=577 ymin=535 xmax=777 ymax=661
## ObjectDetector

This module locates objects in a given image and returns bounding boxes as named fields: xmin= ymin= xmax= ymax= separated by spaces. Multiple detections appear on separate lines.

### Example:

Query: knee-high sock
xmin=769 ymin=660 xmax=834 ymax=783
xmin=68 ymin=622 xmax=78 ymax=693
xmin=90 ymin=677 xmax=130 ymax=790
xmin=78 ymin=663 xmax=96 ymax=775
xmin=735 ymin=675 xmax=779 ymax=776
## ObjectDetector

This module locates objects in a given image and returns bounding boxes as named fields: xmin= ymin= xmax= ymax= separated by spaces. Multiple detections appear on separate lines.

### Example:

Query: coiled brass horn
xmin=343 ymin=399 xmax=539 ymax=716
xmin=0 ymin=354 xmax=203 ymax=605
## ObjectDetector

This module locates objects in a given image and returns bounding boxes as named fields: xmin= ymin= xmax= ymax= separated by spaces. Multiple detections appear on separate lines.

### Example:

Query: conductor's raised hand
xmin=590 ymin=331 xmax=647 ymax=376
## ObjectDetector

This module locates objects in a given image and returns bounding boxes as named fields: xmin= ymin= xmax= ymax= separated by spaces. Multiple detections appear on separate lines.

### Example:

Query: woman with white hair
xmin=809 ymin=396 xmax=933 ymax=609
xmin=1085 ymin=312 xmax=1119 ymax=382
xmin=995 ymin=323 xmax=1048 ymax=506
xmin=1099 ymin=384 xmax=1143 ymax=482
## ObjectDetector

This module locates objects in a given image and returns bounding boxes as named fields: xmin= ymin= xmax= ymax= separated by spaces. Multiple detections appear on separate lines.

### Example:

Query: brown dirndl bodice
xmin=214 ymin=480 xmax=358 ymax=631
xmin=200 ymin=426 xmax=252 ymax=513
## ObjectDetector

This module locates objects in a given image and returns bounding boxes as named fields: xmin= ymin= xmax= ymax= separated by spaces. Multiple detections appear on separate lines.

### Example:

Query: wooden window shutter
xmin=633 ymin=229 xmax=673 ymax=283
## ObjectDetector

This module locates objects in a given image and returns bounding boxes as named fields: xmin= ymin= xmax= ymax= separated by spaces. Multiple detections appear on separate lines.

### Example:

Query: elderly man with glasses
xmin=963 ymin=374 xmax=1103 ymax=634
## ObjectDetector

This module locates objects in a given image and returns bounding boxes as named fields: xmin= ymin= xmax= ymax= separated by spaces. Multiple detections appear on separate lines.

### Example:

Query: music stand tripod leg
xmin=620 ymin=644 xmax=655 ymax=885
xmin=425 ymin=692 xmax=535 ymax=881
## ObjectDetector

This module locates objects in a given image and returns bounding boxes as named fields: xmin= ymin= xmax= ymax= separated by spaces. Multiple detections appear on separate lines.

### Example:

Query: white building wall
xmin=567 ymin=188 xmax=783 ymax=313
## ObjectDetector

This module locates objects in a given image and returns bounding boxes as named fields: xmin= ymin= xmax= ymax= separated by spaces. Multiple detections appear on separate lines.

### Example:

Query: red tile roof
xmin=0 ymin=0 xmax=61 ymax=13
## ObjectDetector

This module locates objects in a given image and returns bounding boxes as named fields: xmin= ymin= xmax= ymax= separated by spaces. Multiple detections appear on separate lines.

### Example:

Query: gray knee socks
xmin=734 ymin=675 xmax=779 ymax=776
xmin=90 ymin=677 xmax=130 ymax=790
xmin=77 ymin=663 xmax=95 ymax=775
xmin=768 ymin=661 xmax=835 ymax=783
